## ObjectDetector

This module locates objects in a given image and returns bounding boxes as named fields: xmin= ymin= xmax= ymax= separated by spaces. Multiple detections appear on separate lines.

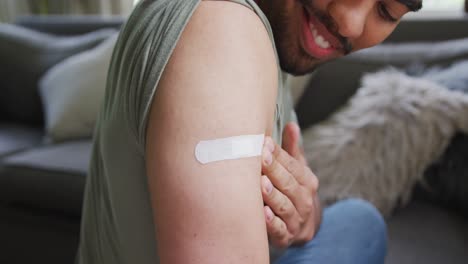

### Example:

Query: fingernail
xmin=263 ymin=148 xmax=272 ymax=166
xmin=262 ymin=176 xmax=273 ymax=194
xmin=265 ymin=206 xmax=274 ymax=222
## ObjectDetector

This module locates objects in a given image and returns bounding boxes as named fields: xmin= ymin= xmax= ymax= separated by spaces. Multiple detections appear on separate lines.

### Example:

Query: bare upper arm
xmin=145 ymin=2 xmax=277 ymax=263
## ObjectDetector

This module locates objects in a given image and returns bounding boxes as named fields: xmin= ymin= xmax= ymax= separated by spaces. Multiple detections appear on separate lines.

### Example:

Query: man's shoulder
xmin=152 ymin=0 xmax=279 ymax=135
xmin=194 ymin=1 xmax=272 ymax=47
xmin=176 ymin=0 xmax=277 ymax=75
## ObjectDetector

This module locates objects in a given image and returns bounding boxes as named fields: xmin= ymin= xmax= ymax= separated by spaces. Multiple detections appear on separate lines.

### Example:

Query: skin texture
xmin=146 ymin=0 xmax=422 ymax=262
xmin=145 ymin=2 xmax=277 ymax=263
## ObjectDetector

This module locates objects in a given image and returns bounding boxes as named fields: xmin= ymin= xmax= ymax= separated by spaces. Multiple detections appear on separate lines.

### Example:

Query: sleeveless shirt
xmin=76 ymin=0 xmax=299 ymax=263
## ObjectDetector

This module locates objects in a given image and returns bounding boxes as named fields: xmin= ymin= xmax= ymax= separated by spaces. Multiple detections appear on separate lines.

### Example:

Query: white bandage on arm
xmin=195 ymin=134 xmax=265 ymax=164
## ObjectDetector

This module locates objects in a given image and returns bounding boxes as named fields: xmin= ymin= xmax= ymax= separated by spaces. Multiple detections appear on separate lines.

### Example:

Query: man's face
xmin=257 ymin=0 xmax=422 ymax=75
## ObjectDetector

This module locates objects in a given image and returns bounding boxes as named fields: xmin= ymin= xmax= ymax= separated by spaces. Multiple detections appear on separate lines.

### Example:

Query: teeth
xmin=317 ymin=36 xmax=330 ymax=49
xmin=309 ymin=23 xmax=331 ymax=49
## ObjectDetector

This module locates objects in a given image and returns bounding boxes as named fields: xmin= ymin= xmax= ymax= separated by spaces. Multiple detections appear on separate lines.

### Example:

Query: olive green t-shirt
xmin=76 ymin=0 xmax=299 ymax=263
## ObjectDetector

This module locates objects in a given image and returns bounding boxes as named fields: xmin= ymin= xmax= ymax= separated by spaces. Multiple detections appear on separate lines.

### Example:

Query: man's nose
xmin=329 ymin=0 xmax=373 ymax=39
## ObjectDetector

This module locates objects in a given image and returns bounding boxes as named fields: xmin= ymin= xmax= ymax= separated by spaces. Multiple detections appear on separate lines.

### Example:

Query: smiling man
xmin=76 ymin=0 xmax=422 ymax=264
xmin=263 ymin=0 xmax=422 ymax=74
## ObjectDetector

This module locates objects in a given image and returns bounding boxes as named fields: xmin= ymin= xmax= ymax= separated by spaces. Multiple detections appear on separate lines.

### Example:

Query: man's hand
xmin=261 ymin=122 xmax=322 ymax=248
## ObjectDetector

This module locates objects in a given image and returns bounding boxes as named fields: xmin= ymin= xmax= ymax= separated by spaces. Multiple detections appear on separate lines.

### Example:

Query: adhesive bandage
xmin=195 ymin=134 xmax=265 ymax=164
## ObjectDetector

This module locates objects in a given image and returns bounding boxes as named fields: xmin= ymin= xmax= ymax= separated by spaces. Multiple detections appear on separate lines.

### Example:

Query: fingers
xmin=263 ymin=136 xmax=307 ymax=189
xmin=261 ymin=176 xmax=301 ymax=235
xmin=262 ymin=136 xmax=320 ymax=219
xmin=281 ymin=122 xmax=301 ymax=159
xmin=262 ymin=133 xmax=322 ymax=247
xmin=264 ymin=206 xmax=292 ymax=249
xmin=264 ymin=136 xmax=318 ymax=192
xmin=282 ymin=122 xmax=308 ymax=166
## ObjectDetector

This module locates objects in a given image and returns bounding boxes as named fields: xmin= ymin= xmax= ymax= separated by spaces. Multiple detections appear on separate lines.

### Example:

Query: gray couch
xmin=0 ymin=15 xmax=467 ymax=264
xmin=0 ymin=16 xmax=123 ymax=264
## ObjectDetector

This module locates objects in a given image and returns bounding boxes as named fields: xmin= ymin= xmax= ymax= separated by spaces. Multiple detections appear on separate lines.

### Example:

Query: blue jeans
xmin=274 ymin=198 xmax=387 ymax=264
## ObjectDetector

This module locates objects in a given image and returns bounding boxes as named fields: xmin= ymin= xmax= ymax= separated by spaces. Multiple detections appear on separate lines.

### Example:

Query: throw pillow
xmin=296 ymin=37 xmax=468 ymax=129
xmin=39 ymin=34 xmax=118 ymax=142
xmin=0 ymin=24 xmax=116 ymax=125
xmin=302 ymin=69 xmax=468 ymax=216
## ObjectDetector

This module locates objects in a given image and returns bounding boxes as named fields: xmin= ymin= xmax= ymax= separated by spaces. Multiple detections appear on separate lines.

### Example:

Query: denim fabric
xmin=275 ymin=198 xmax=387 ymax=264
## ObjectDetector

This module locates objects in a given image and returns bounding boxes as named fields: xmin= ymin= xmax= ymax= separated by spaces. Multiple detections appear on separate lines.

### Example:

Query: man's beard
xmin=268 ymin=0 xmax=352 ymax=76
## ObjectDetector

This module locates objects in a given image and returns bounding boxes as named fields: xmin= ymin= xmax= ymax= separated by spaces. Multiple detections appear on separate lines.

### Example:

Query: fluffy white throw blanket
xmin=302 ymin=69 xmax=468 ymax=216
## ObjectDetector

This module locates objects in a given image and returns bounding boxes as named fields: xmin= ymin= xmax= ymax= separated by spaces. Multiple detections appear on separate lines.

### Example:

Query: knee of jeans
xmin=337 ymin=198 xmax=387 ymax=243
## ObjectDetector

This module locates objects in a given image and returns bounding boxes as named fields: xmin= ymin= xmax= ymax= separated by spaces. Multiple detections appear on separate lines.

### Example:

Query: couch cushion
xmin=387 ymin=200 xmax=468 ymax=264
xmin=39 ymin=34 xmax=118 ymax=142
xmin=0 ymin=124 xmax=43 ymax=157
xmin=0 ymin=140 xmax=92 ymax=215
xmin=0 ymin=24 xmax=116 ymax=125
xmin=296 ymin=37 xmax=468 ymax=129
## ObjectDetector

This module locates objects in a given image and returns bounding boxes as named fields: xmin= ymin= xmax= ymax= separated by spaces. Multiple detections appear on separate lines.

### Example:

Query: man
xmin=76 ymin=0 xmax=423 ymax=263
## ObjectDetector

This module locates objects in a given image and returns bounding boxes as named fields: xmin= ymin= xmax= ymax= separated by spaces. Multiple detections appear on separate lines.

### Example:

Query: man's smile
xmin=301 ymin=7 xmax=342 ymax=60
xmin=256 ymin=0 xmax=419 ymax=75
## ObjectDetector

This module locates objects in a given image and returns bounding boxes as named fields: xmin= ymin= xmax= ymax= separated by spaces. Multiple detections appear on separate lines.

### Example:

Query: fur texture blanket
xmin=302 ymin=69 xmax=468 ymax=216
